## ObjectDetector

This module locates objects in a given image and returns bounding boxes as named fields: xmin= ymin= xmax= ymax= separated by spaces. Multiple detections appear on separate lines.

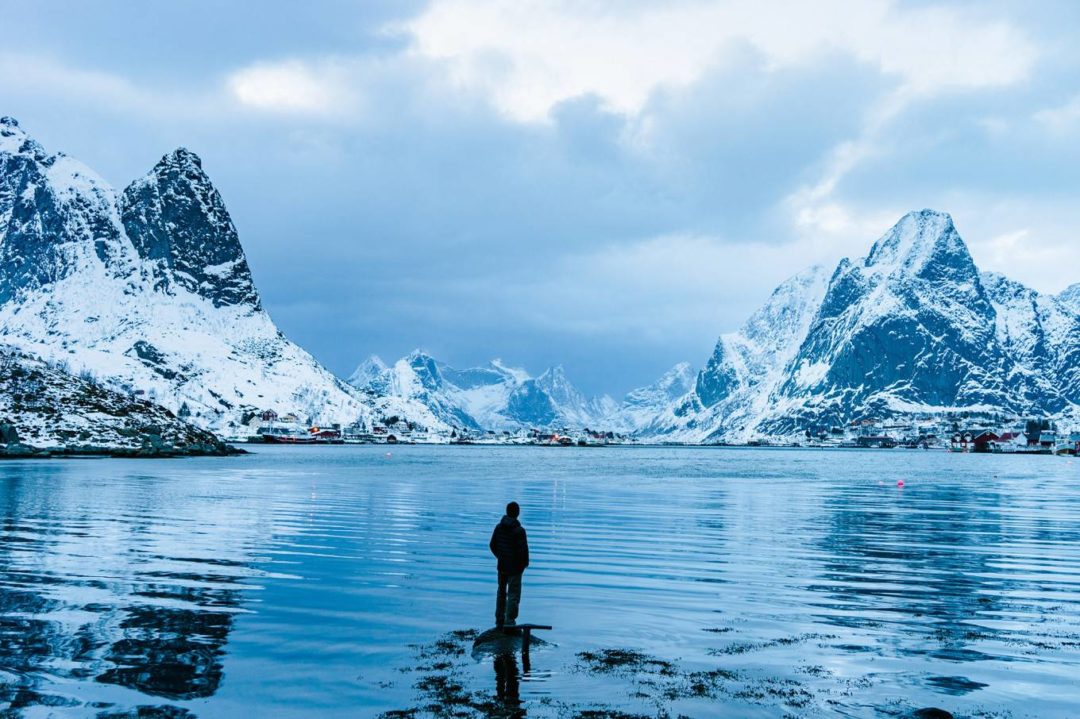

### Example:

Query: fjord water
xmin=2 ymin=447 xmax=1079 ymax=717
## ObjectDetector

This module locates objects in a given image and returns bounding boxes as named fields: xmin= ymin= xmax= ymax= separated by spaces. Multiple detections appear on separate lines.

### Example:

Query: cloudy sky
xmin=3 ymin=0 xmax=1080 ymax=396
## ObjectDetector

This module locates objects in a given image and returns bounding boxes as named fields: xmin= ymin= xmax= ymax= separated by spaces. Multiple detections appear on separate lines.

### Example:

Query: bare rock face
xmin=120 ymin=148 xmax=260 ymax=309
xmin=0 ymin=116 xmax=135 ymax=303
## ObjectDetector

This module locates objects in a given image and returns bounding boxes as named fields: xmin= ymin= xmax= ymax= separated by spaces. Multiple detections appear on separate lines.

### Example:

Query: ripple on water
xmin=1 ymin=446 xmax=1079 ymax=717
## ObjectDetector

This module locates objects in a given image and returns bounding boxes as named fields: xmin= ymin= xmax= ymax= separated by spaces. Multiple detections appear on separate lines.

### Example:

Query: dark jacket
xmin=490 ymin=515 xmax=529 ymax=574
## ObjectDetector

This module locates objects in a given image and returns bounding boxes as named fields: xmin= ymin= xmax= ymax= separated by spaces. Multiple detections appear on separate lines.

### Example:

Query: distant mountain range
xmin=349 ymin=351 xmax=694 ymax=433
xmin=3 ymin=117 xmax=1078 ymax=444
xmin=649 ymin=210 xmax=1080 ymax=442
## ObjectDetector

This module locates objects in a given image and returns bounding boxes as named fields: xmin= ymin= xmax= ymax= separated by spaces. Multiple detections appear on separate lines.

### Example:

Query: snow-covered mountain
xmin=349 ymin=351 xmax=619 ymax=431
xmin=0 ymin=117 xmax=436 ymax=435
xmin=647 ymin=210 xmax=1080 ymax=441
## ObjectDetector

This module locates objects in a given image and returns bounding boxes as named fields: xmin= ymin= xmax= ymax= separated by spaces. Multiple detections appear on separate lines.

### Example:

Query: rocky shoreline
xmin=0 ymin=438 xmax=244 ymax=459
xmin=1 ymin=348 xmax=242 ymax=459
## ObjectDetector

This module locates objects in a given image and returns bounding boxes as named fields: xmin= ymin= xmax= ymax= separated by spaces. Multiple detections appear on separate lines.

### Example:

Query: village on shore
xmin=240 ymin=409 xmax=1080 ymax=455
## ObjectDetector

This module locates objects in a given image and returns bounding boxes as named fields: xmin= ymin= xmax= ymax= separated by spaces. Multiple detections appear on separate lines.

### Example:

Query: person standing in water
xmin=490 ymin=501 xmax=529 ymax=628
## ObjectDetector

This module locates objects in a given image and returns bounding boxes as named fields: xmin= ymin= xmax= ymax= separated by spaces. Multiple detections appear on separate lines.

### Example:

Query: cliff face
xmin=120 ymin=148 xmax=260 ymax=308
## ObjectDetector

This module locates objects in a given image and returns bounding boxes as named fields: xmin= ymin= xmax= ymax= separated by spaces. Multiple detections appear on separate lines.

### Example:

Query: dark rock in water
xmin=912 ymin=709 xmax=954 ymax=719
xmin=471 ymin=627 xmax=549 ymax=656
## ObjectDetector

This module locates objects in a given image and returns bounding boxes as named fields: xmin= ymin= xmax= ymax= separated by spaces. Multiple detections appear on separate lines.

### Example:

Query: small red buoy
xmin=897 ymin=480 xmax=905 ymax=488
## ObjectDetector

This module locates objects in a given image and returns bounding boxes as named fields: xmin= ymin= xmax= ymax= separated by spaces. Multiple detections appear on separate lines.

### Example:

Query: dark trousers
xmin=496 ymin=571 xmax=522 ymax=626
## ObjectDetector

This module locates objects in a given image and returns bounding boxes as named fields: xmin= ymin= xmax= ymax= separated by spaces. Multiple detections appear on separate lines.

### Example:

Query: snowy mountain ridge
xmin=348 ymin=350 xmax=690 ymax=433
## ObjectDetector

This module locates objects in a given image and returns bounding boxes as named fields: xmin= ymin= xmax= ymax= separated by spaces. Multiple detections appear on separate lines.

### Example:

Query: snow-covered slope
xmin=603 ymin=362 xmax=695 ymax=433
xmin=0 ymin=345 xmax=232 ymax=455
xmin=349 ymin=351 xmax=617 ymax=431
xmin=644 ymin=264 xmax=830 ymax=441
xmin=1059 ymin=283 xmax=1080 ymax=315
xmin=646 ymin=210 xmax=1080 ymax=441
xmin=0 ymin=117 xmax=435 ymax=436
xmin=982 ymin=272 xmax=1080 ymax=410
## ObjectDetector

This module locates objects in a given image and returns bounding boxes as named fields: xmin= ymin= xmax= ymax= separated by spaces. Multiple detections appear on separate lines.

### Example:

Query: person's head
xmin=506 ymin=501 xmax=520 ymax=518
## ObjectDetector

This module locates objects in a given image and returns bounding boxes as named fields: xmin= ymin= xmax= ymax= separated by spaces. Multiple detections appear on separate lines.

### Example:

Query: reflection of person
xmin=494 ymin=652 xmax=523 ymax=716
xmin=489 ymin=501 xmax=529 ymax=628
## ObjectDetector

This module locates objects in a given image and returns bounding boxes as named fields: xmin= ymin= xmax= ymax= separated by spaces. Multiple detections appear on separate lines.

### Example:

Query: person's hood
xmin=500 ymin=515 xmax=521 ymax=529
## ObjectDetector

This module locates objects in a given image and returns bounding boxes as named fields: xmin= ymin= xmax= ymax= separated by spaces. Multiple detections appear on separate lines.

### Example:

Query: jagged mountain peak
xmin=535 ymin=365 xmax=580 ymax=400
xmin=360 ymin=353 xmax=389 ymax=369
xmin=660 ymin=361 xmax=694 ymax=381
xmin=741 ymin=265 xmax=830 ymax=342
xmin=348 ymin=354 xmax=389 ymax=388
xmin=159 ymin=146 xmax=203 ymax=169
xmin=863 ymin=209 xmax=974 ymax=281
xmin=1 ymin=121 xmax=444 ymax=437
xmin=537 ymin=364 xmax=567 ymax=380
xmin=120 ymin=145 xmax=259 ymax=308
xmin=0 ymin=119 xmax=98 ymax=189
xmin=353 ymin=350 xmax=616 ymax=431
xmin=624 ymin=362 xmax=695 ymax=407
xmin=0 ymin=120 xmax=131 ymax=303
xmin=0 ymin=116 xmax=31 ymax=148
xmin=642 ymin=208 xmax=1080 ymax=442
xmin=0 ymin=116 xmax=32 ymax=155
xmin=404 ymin=350 xmax=445 ymax=390
xmin=488 ymin=358 xmax=529 ymax=381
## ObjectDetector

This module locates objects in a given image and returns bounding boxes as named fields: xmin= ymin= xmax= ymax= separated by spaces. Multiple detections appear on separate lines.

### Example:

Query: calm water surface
xmin=1 ymin=446 xmax=1079 ymax=717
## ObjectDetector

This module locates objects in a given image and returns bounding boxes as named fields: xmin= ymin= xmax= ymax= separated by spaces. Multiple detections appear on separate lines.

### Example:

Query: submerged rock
xmin=912 ymin=709 xmax=954 ymax=719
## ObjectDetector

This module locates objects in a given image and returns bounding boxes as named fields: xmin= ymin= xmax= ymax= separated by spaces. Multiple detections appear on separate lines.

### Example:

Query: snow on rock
xmin=1058 ymin=283 xmax=1080 ymax=315
xmin=601 ymin=362 xmax=696 ymax=433
xmin=0 ymin=345 xmax=233 ymax=455
xmin=0 ymin=118 xmax=437 ymax=437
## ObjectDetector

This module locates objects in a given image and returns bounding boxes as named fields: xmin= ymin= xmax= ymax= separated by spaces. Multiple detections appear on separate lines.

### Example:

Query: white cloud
xmin=0 ymin=53 xmax=198 ymax=117
xmin=499 ymin=233 xmax=835 ymax=342
xmin=1034 ymin=94 xmax=1080 ymax=129
xmin=225 ymin=59 xmax=357 ymax=115
xmin=401 ymin=0 xmax=1036 ymax=122
xmin=952 ymin=200 xmax=1080 ymax=295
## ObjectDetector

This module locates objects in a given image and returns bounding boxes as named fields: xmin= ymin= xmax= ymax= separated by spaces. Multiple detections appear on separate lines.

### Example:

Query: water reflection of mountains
xmin=809 ymin=479 xmax=1080 ymax=668
xmin=0 ymin=473 xmax=250 ymax=715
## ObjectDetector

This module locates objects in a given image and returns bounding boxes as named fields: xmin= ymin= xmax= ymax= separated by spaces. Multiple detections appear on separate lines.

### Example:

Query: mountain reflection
xmin=96 ymin=604 xmax=232 ymax=699
xmin=0 ymin=467 xmax=251 ymax=713
xmin=808 ymin=479 xmax=1080 ymax=663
